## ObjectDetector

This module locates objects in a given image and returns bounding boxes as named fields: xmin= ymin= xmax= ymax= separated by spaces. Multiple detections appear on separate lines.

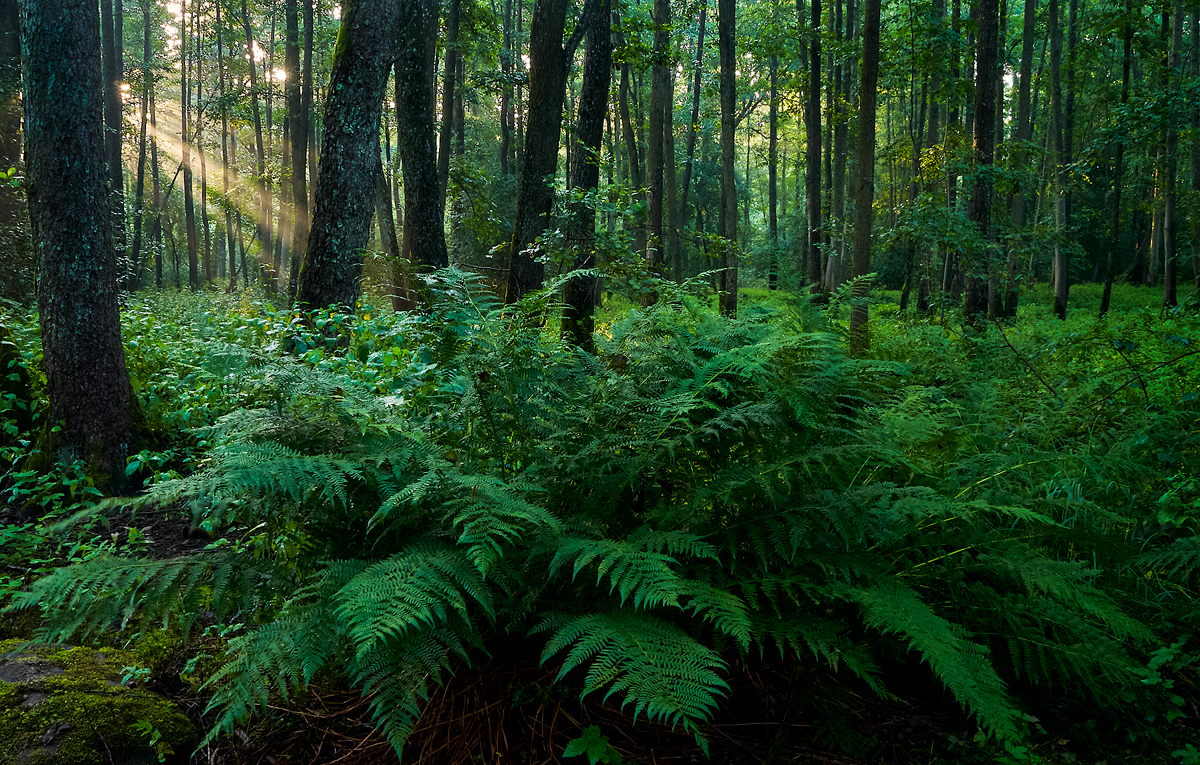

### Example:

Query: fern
xmin=535 ymin=611 xmax=727 ymax=741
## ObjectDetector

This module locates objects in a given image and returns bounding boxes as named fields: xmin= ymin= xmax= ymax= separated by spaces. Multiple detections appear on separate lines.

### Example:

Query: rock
xmin=0 ymin=640 xmax=197 ymax=765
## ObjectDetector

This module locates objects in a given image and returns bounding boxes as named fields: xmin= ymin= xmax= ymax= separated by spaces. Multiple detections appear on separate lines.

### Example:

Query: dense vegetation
xmin=3 ymin=0 xmax=1200 ymax=760
xmin=1 ymin=277 xmax=1198 ymax=763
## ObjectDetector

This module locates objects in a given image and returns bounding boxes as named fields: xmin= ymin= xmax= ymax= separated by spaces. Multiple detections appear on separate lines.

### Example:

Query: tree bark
xmin=1100 ymin=1 xmax=1132 ymax=317
xmin=804 ymin=0 xmax=823 ymax=291
xmin=768 ymin=55 xmax=778 ymax=290
xmin=395 ymin=0 xmax=449 ymax=306
xmin=287 ymin=0 xmax=308 ymax=301
xmin=562 ymin=0 xmax=611 ymax=350
xmin=717 ymin=0 xmax=737 ymax=315
xmin=101 ymin=0 xmax=126 ymax=263
xmin=296 ymin=0 xmax=401 ymax=311
xmin=438 ymin=0 xmax=461 ymax=207
xmin=242 ymin=0 xmax=274 ymax=279
xmin=20 ymin=0 xmax=135 ymax=484
xmin=129 ymin=2 xmax=152 ymax=290
xmin=849 ymin=0 xmax=879 ymax=355
xmin=645 ymin=0 xmax=670 ymax=284
xmin=1049 ymin=0 xmax=1068 ymax=318
xmin=965 ymin=0 xmax=999 ymax=318
xmin=679 ymin=0 xmax=705 ymax=217
xmin=505 ymin=0 xmax=570 ymax=303
xmin=1163 ymin=3 xmax=1182 ymax=308
xmin=182 ymin=1 xmax=199 ymax=290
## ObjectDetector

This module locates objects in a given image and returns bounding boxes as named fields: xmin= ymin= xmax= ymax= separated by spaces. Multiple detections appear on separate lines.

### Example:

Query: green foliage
xmin=5 ymin=274 xmax=1194 ymax=760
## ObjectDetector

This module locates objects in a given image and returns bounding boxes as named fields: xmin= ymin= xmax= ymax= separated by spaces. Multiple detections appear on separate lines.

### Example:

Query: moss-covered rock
xmin=0 ymin=640 xmax=196 ymax=765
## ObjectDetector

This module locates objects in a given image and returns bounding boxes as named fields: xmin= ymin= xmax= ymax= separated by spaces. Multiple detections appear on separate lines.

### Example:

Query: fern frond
xmin=535 ymin=611 xmax=727 ymax=737
xmin=334 ymin=543 xmax=493 ymax=658
xmin=8 ymin=552 xmax=255 ymax=641
xmin=852 ymin=582 xmax=1021 ymax=740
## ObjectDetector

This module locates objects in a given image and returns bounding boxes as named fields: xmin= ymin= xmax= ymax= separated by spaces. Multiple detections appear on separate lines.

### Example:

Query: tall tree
xmin=182 ymin=0 xmax=200 ymax=289
xmin=965 ymin=0 xmax=1000 ymax=317
xmin=1100 ymin=0 xmax=1132 ymax=317
xmin=1007 ymin=0 xmax=1038 ymax=317
xmin=768 ymin=54 xmax=778 ymax=290
xmin=562 ymin=0 xmax=611 ymax=350
xmin=438 ymin=0 xmax=461 ymax=207
xmin=129 ymin=0 xmax=152 ymax=289
xmin=20 ymin=0 xmax=136 ymax=484
xmin=645 ymin=0 xmax=670 ymax=281
xmin=1162 ymin=3 xmax=1182 ymax=307
xmin=717 ymin=0 xmax=737 ymax=315
xmin=679 ymin=0 xmax=705 ymax=217
xmin=1048 ymin=0 xmax=1068 ymax=318
xmin=395 ymin=0 xmax=449 ymax=310
xmin=101 ymin=0 xmax=127 ymax=261
xmin=1 ymin=0 xmax=24 ymax=278
xmin=849 ymin=0 xmax=879 ymax=354
xmin=242 ymin=0 xmax=273 ymax=278
xmin=287 ymin=0 xmax=308 ymax=299
xmin=505 ymin=0 xmax=571 ymax=302
xmin=804 ymin=0 xmax=823 ymax=290
xmin=296 ymin=0 xmax=402 ymax=311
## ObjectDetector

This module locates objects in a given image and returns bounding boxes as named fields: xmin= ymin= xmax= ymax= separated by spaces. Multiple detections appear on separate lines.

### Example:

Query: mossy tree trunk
xmin=295 ymin=0 xmax=401 ymax=312
xmin=20 ymin=0 xmax=136 ymax=485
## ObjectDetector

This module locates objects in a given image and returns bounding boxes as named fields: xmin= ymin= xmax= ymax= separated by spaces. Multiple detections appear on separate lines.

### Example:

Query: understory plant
xmin=8 ymin=272 xmax=1188 ymax=759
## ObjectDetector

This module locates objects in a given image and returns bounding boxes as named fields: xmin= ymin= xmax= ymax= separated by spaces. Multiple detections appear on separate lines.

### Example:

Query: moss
xmin=0 ymin=641 xmax=197 ymax=765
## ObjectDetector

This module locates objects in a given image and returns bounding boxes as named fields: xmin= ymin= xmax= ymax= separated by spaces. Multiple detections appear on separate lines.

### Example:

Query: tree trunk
xmin=150 ymin=88 xmax=163 ymax=289
xmin=562 ymin=0 xmax=611 ymax=350
xmin=1191 ymin=6 xmax=1199 ymax=290
xmin=804 ymin=0 xmax=823 ymax=291
xmin=296 ymin=0 xmax=401 ymax=311
xmin=20 ymin=0 xmax=135 ymax=485
xmin=717 ymin=0 xmax=737 ymax=315
xmin=1007 ymin=0 xmax=1037 ymax=317
xmin=500 ymin=0 xmax=514 ymax=175
xmin=218 ymin=0 xmax=239 ymax=292
xmin=849 ymin=0 xmax=879 ymax=355
xmin=129 ymin=1 xmax=152 ymax=290
xmin=182 ymin=2 xmax=199 ymax=290
xmin=243 ymin=0 xmax=274 ymax=278
xmin=504 ymin=0 xmax=570 ymax=303
xmin=768 ymin=55 xmax=778 ymax=290
xmin=1049 ymin=0 xmax=1068 ymax=319
xmin=965 ymin=0 xmax=999 ymax=319
xmin=1100 ymin=1 xmax=1132 ymax=317
xmin=645 ymin=0 xmax=670 ymax=287
xmin=287 ymin=0 xmax=308 ymax=301
xmin=438 ymin=0 xmax=461 ymax=207
xmin=395 ymin=0 xmax=449 ymax=306
xmin=0 ymin=0 xmax=21 ymax=259
xmin=1163 ymin=3 xmax=1182 ymax=308
xmin=101 ymin=0 xmax=126 ymax=263
xmin=679 ymin=0 xmax=705 ymax=217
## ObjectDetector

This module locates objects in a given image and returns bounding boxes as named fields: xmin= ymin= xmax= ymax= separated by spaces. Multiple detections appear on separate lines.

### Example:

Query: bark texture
xmin=849 ymin=0 xmax=879 ymax=355
xmin=296 ymin=0 xmax=401 ymax=311
xmin=20 ymin=0 xmax=135 ymax=482
xmin=562 ymin=0 xmax=611 ymax=350
xmin=717 ymin=0 xmax=737 ymax=315
xmin=505 ymin=0 xmax=570 ymax=303
xmin=395 ymin=0 xmax=449 ymax=304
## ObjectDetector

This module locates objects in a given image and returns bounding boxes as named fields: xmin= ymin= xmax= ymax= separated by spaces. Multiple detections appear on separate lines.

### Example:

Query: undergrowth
xmin=1 ymin=275 xmax=1198 ymax=763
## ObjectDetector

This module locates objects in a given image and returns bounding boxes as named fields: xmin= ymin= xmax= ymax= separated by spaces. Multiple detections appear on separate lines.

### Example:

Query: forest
xmin=0 ymin=0 xmax=1199 ymax=761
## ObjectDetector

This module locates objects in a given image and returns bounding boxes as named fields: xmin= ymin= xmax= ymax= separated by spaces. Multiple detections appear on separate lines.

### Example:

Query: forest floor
xmin=2 ymin=278 xmax=1199 ymax=764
